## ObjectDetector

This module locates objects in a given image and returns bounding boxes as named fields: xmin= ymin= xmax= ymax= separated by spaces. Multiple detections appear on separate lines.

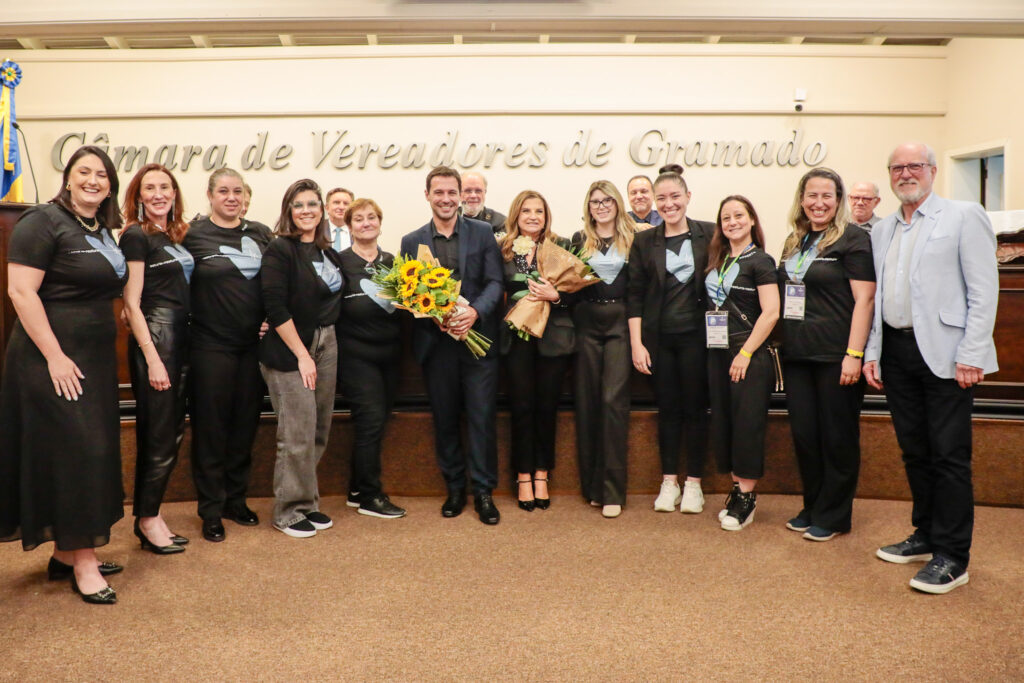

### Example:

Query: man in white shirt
xmin=326 ymin=187 xmax=354 ymax=252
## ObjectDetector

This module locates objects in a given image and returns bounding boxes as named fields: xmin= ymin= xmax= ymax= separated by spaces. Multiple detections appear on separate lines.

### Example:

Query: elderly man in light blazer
xmin=863 ymin=142 xmax=998 ymax=595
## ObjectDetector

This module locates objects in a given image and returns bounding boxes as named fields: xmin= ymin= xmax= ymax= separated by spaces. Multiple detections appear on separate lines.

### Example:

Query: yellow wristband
xmin=738 ymin=348 xmax=752 ymax=359
xmin=846 ymin=348 xmax=864 ymax=359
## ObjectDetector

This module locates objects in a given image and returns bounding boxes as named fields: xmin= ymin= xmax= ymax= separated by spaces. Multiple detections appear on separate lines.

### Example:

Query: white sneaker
xmin=653 ymin=479 xmax=681 ymax=512
xmin=679 ymin=481 xmax=704 ymax=514
xmin=602 ymin=505 xmax=622 ymax=518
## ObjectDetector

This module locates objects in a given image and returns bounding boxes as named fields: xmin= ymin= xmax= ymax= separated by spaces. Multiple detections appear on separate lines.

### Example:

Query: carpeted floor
xmin=1 ymin=494 xmax=1022 ymax=681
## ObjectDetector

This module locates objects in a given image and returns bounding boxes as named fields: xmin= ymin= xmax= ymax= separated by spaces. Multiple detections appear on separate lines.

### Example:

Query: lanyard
xmin=715 ymin=243 xmax=754 ymax=306
xmin=792 ymin=232 xmax=821 ymax=281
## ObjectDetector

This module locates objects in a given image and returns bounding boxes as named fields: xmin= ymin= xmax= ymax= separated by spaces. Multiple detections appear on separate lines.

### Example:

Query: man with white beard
xmin=863 ymin=142 xmax=998 ymax=595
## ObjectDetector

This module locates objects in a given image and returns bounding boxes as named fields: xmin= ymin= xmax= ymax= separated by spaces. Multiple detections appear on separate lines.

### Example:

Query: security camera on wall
xmin=794 ymin=87 xmax=807 ymax=113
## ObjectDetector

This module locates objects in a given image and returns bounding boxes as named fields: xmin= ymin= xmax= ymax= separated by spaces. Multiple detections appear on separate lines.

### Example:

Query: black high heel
xmin=134 ymin=520 xmax=185 ymax=555
xmin=168 ymin=533 xmax=189 ymax=545
xmin=47 ymin=557 xmax=122 ymax=581
xmin=534 ymin=476 xmax=550 ymax=510
xmin=517 ymin=479 xmax=535 ymax=512
xmin=71 ymin=576 xmax=117 ymax=605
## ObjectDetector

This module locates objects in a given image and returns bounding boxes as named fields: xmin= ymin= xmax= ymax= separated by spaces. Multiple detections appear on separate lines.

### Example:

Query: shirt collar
xmin=896 ymin=192 xmax=938 ymax=227
xmin=431 ymin=218 xmax=460 ymax=238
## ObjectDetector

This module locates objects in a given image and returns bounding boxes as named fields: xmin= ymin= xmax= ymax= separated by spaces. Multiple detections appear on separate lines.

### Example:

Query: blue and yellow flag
xmin=1 ymin=60 xmax=23 ymax=203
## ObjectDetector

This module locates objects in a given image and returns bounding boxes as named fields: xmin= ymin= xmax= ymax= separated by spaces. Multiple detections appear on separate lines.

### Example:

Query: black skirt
xmin=0 ymin=300 xmax=124 ymax=551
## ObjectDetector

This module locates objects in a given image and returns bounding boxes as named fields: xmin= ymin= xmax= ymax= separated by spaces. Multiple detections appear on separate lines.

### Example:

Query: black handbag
xmin=721 ymin=297 xmax=784 ymax=392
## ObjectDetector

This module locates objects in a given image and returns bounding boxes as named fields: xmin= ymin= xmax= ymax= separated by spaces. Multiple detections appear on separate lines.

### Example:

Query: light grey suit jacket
xmin=864 ymin=192 xmax=998 ymax=379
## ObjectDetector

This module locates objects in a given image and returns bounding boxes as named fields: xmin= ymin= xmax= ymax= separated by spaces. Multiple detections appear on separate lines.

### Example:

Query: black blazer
xmin=626 ymin=217 xmax=713 ymax=365
xmin=498 ymin=244 xmax=576 ymax=357
xmin=258 ymin=236 xmax=344 ymax=371
xmin=399 ymin=216 xmax=504 ymax=363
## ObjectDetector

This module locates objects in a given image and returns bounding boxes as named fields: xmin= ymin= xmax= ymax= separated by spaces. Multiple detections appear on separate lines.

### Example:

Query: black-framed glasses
xmin=588 ymin=197 xmax=615 ymax=209
xmin=888 ymin=163 xmax=930 ymax=176
xmin=291 ymin=200 xmax=322 ymax=210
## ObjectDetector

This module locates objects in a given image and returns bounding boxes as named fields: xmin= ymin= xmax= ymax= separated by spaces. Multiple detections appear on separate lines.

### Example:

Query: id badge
xmin=783 ymin=281 xmax=806 ymax=320
xmin=705 ymin=311 xmax=729 ymax=349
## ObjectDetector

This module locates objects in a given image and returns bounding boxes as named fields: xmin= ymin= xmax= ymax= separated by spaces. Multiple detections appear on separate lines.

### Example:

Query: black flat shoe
xmin=202 ymin=518 xmax=226 ymax=542
xmin=516 ymin=479 xmax=535 ymax=512
xmin=223 ymin=503 xmax=259 ymax=526
xmin=134 ymin=523 xmax=185 ymax=555
xmin=441 ymin=489 xmax=467 ymax=518
xmin=71 ymin=577 xmax=117 ymax=605
xmin=169 ymin=533 xmax=189 ymax=545
xmin=533 ymin=476 xmax=550 ymax=510
xmin=47 ymin=557 xmax=123 ymax=581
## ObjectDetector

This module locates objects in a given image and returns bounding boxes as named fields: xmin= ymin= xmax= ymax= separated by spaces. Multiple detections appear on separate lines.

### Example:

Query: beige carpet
xmin=1 ymin=494 xmax=1022 ymax=681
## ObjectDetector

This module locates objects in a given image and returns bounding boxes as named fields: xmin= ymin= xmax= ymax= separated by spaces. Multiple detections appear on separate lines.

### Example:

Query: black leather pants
xmin=128 ymin=307 xmax=189 ymax=518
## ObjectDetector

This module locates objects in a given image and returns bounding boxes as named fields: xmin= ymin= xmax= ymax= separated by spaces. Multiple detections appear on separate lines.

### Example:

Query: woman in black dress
xmin=626 ymin=171 xmax=712 ymax=516
xmin=0 ymin=146 xmax=127 ymax=604
xmin=121 ymin=163 xmax=193 ymax=554
xmin=336 ymin=198 xmax=406 ymax=519
xmin=572 ymin=181 xmax=637 ymax=519
xmin=498 ymin=190 xmax=572 ymax=511
xmin=778 ymin=168 xmax=876 ymax=542
xmin=703 ymin=196 xmax=780 ymax=531
xmin=183 ymin=168 xmax=273 ymax=542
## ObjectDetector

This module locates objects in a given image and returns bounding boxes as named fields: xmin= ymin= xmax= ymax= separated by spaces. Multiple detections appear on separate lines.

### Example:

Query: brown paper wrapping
xmin=503 ymin=237 xmax=600 ymax=338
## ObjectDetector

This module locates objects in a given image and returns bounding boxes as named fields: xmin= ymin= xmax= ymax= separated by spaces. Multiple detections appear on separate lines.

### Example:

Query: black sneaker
xmin=305 ymin=511 xmax=333 ymax=530
xmin=717 ymin=483 xmax=740 ymax=522
xmin=346 ymin=491 xmax=360 ymax=508
xmin=276 ymin=519 xmax=316 ymax=538
xmin=358 ymin=494 xmax=407 ymax=519
xmin=876 ymin=532 xmax=933 ymax=564
xmin=786 ymin=515 xmax=811 ymax=532
xmin=909 ymin=555 xmax=969 ymax=594
xmin=720 ymin=491 xmax=756 ymax=531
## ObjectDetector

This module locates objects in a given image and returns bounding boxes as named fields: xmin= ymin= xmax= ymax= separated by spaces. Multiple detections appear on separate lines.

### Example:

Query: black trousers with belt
xmin=128 ymin=307 xmax=189 ymax=518
xmin=708 ymin=339 xmax=773 ymax=480
xmin=338 ymin=337 xmax=400 ymax=500
xmin=881 ymin=326 xmax=975 ymax=567
xmin=651 ymin=330 xmax=709 ymax=478
xmin=784 ymin=359 xmax=864 ymax=533
xmin=189 ymin=344 xmax=264 ymax=520
xmin=420 ymin=337 xmax=499 ymax=495
xmin=505 ymin=335 xmax=571 ymax=475
xmin=573 ymin=301 xmax=631 ymax=506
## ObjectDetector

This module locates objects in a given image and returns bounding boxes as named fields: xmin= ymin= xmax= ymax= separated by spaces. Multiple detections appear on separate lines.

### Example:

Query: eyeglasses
xmin=291 ymin=200 xmax=322 ymax=210
xmin=888 ymin=163 xmax=930 ymax=176
xmin=588 ymin=197 xmax=616 ymax=209
xmin=849 ymin=195 xmax=878 ymax=203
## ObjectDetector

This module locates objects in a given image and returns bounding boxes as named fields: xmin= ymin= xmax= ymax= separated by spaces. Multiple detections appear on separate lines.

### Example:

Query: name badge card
xmin=784 ymin=281 xmax=806 ymax=320
xmin=705 ymin=311 xmax=729 ymax=349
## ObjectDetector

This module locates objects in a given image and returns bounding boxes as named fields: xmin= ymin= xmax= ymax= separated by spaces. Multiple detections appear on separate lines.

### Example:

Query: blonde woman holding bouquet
xmin=498 ymin=191 xmax=574 ymax=511
xmin=572 ymin=181 xmax=638 ymax=518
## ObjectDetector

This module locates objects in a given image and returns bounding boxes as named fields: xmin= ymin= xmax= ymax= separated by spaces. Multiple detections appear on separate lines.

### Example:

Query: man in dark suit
xmin=400 ymin=166 xmax=505 ymax=524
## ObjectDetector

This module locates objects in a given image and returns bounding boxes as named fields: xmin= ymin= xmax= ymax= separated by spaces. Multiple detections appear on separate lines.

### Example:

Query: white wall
xmin=3 ymin=42 xmax=985 ymax=254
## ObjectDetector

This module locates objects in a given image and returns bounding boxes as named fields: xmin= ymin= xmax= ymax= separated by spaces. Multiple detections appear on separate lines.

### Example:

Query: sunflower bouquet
xmin=370 ymin=245 xmax=492 ymax=359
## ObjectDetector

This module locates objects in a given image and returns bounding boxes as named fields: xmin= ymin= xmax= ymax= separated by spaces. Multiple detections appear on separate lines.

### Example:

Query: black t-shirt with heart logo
xmin=183 ymin=216 xmax=273 ymax=352
xmin=119 ymin=223 xmax=193 ymax=313
xmin=7 ymin=203 xmax=128 ymax=302
xmin=337 ymin=247 xmax=401 ymax=346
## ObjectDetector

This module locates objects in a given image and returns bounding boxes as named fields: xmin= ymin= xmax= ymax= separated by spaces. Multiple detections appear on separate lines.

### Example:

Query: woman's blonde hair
xmin=781 ymin=167 xmax=850 ymax=260
xmin=500 ymin=190 xmax=553 ymax=261
xmin=580 ymin=180 xmax=636 ymax=258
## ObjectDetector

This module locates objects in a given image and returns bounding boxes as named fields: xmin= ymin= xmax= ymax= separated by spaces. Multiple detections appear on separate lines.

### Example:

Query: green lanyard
xmin=715 ymin=243 xmax=754 ymax=306
xmin=793 ymin=233 xmax=821 ymax=281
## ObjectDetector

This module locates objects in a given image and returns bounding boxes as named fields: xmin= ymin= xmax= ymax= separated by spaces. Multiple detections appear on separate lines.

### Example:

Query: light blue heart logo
xmin=784 ymin=238 xmax=820 ymax=281
xmin=705 ymin=266 xmax=739 ymax=308
xmin=666 ymin=240 xmax=694 ymax=285
xmin=218 ymin=236 xmax=262 ymax=280
xmin=84 ymin=232 xmax=126 ymax=278
xmin=588 ymin=245 xmax=625 ymax=285
xmin=358 ymin=277 xmax=396 ymax=314
xmin=163 ymin=244 xmax=195 ymax=283
xmin=313 ymin=259 xmax=343 ymax=294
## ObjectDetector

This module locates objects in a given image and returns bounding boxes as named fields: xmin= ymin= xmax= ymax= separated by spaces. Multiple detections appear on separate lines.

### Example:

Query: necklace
xmin=74 ymin=214 xmax=100 ymax=232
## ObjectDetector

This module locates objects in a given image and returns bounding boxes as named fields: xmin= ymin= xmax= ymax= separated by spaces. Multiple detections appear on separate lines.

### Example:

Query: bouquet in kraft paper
xmin=504 ymin=236 xmax=599 ymax=340
xmin=369 ymin=244 xmax=492 ymax=359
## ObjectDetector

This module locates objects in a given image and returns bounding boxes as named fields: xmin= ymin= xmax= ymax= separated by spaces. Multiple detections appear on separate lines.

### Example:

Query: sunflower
xmin=400 ymin=259 xmax=423 ymax=281
xmin=399 ymin=279 xmax=418 ymax=298
xmin=436 ymin=299 xmax=456 ymax=315
xmin=416 ymin=292 xmax=436 ymax=313
xmin=422 ymin=267 xmax=451 ymax=288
